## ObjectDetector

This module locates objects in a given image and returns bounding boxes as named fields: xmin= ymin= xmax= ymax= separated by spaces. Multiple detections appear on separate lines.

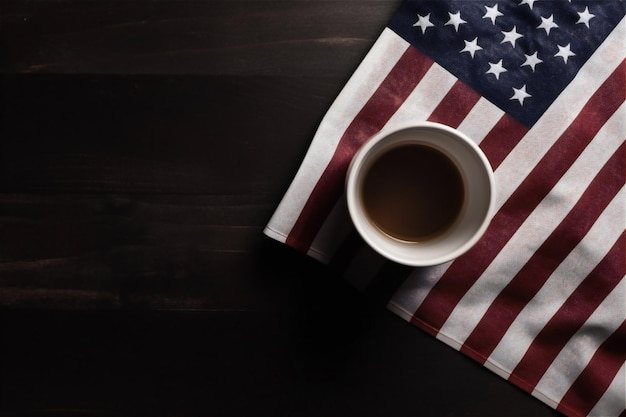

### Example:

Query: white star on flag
xmin=501 ymin=26 xmax=523 ymax=47
xmin=538 ymin=14 xmax=559 ymax=35
xmin=522 ymin=51 xmax=543 ymax=72
xmin=461 ymin=37 xmax=482 ymax=58
xmin=510 ymin=84 xmax=531 ymax=105
xmin=520 ymin=0 xmax=537 ymax=9
xmin=487 ymin=59 xmax=507 ymax=79
xmin=483 ymin=4 xmax=503 ymax=25
xmin=555 ymin=43 xmax=576 ymax=63
xmin=577 ymin=7 xmax=595 ymax=28
xmin=446 ymin=11 xmax=466 ymax=32
xmin=413 ymin=13 xmax=434 ymax=34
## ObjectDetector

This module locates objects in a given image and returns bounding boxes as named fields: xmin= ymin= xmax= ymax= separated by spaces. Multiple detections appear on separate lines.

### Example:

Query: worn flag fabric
xmin=264 ymin=1 xmax=626 ymax=416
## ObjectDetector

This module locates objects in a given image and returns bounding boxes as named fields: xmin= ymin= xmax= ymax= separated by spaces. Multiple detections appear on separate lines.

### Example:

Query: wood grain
xmin=0 ymin=72 xmax=341 ymax=309
xmin=2 ymin=0 xmax=394 ymax=75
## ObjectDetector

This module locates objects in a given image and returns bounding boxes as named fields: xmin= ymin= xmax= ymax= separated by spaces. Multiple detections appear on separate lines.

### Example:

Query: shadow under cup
xmin=346 ymin=122 xmax=496 ymax=267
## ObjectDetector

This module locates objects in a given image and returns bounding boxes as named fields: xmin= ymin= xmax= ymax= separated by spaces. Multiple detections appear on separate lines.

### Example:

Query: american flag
xmin=264 ymin=1 xmax=626 ymax=415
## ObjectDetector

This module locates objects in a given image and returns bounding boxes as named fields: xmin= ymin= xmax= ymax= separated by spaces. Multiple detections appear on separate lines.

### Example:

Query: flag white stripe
xmin=264 ymin=28 xmax=409 ymax=240
xmin=387 ymin=261 xmax=452 ymax=321
xmin=532 ymin=278 xmax=626 ymax=405
xmin=488 ymin=185 xmax=626 ymax=374
xmin=587 ymin=362 xmax=626 ymax=417
xmin=494 ymin=17 xmax=625 ymax=209
xmin=437 ymin=104 xmax=626 ymax=344
xmin=457 ymin=97 xmax=506 ymax=143
xmin=383 ymin=63 xmax=457 ymax=128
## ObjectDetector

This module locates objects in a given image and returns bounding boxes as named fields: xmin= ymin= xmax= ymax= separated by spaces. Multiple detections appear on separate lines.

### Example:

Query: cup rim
xmin=345 ymin=121 xmax=496 ymax=267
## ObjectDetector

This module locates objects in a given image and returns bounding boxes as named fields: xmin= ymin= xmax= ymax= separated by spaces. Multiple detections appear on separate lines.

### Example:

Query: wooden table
xmin=1 ymin=1 xmax=561 ymax=415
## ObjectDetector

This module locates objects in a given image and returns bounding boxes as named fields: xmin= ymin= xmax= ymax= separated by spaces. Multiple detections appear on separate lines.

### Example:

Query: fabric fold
xmin=265 ymin=1 xmax=626 ymax=416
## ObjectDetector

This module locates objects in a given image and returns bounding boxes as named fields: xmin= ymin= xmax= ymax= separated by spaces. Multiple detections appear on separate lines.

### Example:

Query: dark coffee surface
xmin=361 ymin=144 xmax=464 ymax=242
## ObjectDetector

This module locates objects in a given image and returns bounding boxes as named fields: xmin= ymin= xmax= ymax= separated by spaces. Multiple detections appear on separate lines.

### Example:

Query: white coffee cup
xmin=345 ymin=121 xmax=495 ymax=267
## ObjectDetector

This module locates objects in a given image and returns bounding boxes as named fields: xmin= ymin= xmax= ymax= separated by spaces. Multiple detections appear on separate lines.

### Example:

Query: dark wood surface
xmin=1 ymin=1 xmax=561 ymax=415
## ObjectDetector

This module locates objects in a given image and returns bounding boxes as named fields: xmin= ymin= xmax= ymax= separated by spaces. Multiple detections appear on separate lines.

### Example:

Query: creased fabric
xmin=264 ymin=1 xmax=626 ymax=416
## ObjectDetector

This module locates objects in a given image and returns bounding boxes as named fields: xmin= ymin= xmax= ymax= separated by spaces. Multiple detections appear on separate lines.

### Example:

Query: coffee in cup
xmin=345 ymin=122 xmax=495 ymax=267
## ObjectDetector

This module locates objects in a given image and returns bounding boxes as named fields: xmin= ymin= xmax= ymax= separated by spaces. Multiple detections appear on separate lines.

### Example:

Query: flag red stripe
xmin=510 ymin=231 xmax=626 ymax=392
xmin=427 ymin=80 xmax=481 ymax=127
xmin=557 ymin=320 xmax=626 ymax=417
xmin=478 ymin=115 xmax=528 ymax=170
xmin=410 ymin=60 xmax=626 ymax=335
xmin=285 ymin=47 xmax=434 ymax=253
xmin=460 ymin=142 xmax=626 ymax=363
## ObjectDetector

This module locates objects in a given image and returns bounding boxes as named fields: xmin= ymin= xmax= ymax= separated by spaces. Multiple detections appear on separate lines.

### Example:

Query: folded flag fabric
xmin=264 ymin=1 xmax=626 ymax=416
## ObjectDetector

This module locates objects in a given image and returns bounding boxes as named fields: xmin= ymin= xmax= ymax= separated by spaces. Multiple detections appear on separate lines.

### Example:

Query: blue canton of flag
xmin=389 ymin=0 xmax=626 ymax=126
